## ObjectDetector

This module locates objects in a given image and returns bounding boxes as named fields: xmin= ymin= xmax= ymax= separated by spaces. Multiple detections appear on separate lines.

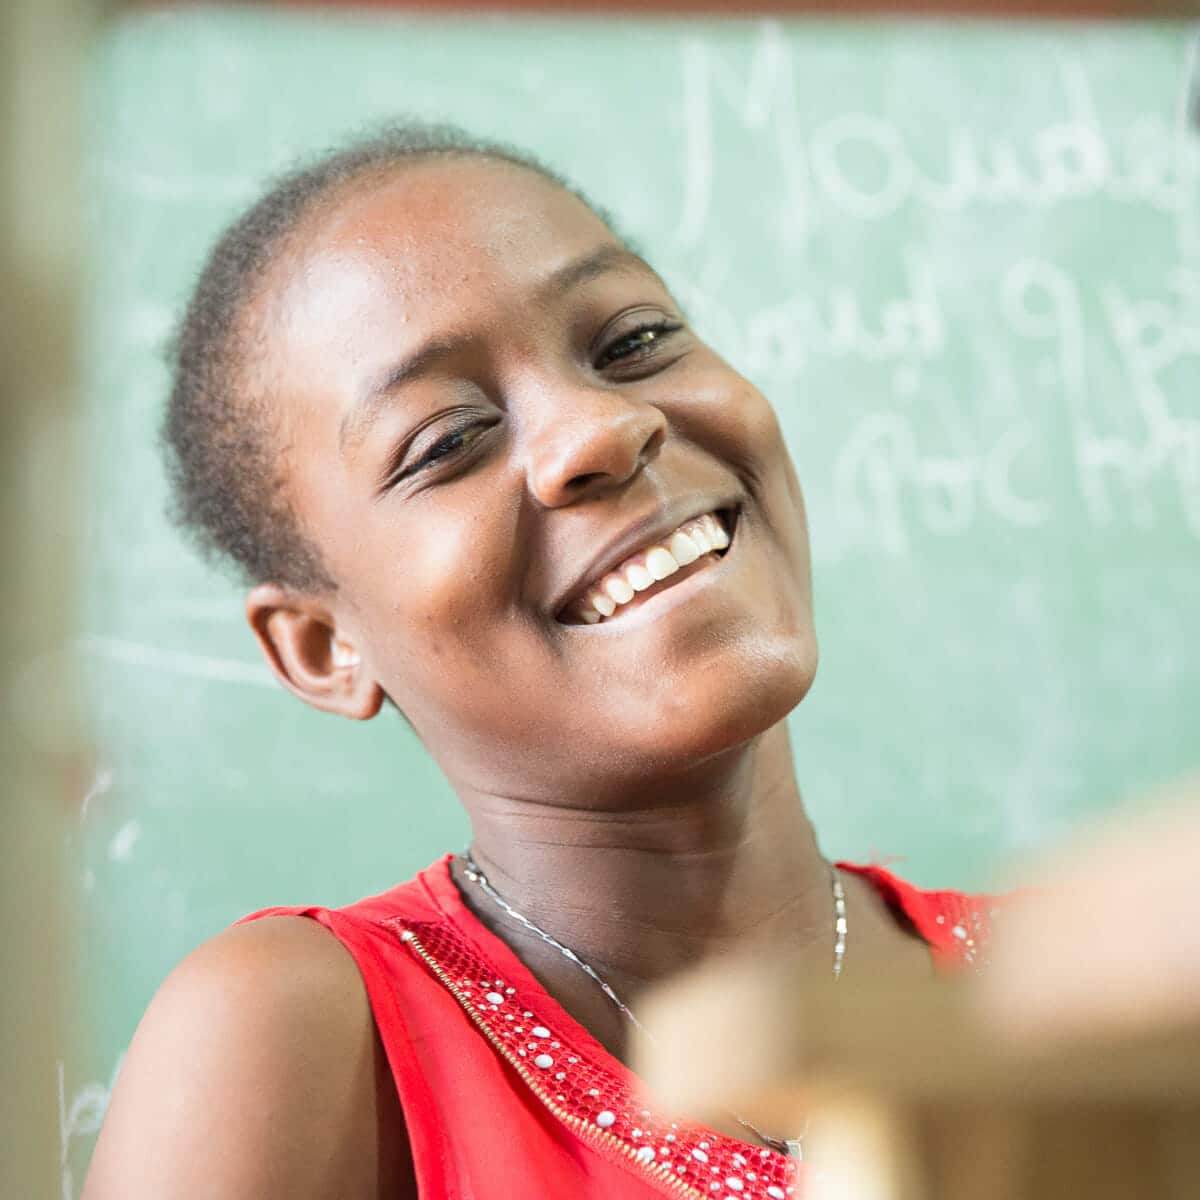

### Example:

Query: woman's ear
xmin=245 ymin=583 xmax=383 ymax=721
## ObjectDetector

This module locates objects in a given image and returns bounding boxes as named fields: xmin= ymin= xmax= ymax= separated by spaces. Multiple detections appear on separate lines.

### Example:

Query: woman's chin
xmin=622 ymin=638 xmax=818 ymax=770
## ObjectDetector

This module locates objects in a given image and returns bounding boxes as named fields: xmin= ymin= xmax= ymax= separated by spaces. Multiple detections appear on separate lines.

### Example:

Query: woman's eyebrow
xmin=537 ymin=243 xmax=659 ymax=303
xmin=340 ymin=334 xmax=468 ymax=457
xmin=340 ymin=245 xmax=662 ymax=458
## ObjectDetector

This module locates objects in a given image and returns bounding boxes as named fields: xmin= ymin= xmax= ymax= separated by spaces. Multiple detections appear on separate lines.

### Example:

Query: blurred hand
xmin=977 ymin=779 xmax=1200 ymax=1044
xmin=634 ymin=779 xmax=1200 ymax=1136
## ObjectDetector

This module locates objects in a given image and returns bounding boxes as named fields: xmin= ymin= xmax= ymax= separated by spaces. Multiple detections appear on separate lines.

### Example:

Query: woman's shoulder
xmin=84 ymin=916 xmax=411 ymax=1199
xmin=184 ymin=911 xmax=378 ymax=1021
xmin=236 ymin=855 xmax=452 ymax=933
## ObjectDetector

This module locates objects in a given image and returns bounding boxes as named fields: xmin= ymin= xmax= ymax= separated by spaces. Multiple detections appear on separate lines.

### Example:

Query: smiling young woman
xmin=83 ymin=124 xmax=999 ymax=1200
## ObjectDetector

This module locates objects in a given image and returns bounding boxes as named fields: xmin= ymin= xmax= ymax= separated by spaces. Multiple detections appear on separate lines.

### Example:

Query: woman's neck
xmin=454 ymin=723 xmax=834 ymax=1007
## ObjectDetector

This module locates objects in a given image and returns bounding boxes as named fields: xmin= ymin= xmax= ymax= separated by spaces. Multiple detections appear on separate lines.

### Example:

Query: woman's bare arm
xmin=83 ymin=916 xmax=413 ymax=1200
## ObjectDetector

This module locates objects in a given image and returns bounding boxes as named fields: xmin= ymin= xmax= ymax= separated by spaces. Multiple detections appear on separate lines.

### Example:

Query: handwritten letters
xmin=672 ymin=24 xmax=1200 ymax=554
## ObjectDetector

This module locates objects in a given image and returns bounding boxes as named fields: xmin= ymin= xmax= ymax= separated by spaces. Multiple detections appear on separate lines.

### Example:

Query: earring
xmin=331 ymin=640 xmax=360 ymax=669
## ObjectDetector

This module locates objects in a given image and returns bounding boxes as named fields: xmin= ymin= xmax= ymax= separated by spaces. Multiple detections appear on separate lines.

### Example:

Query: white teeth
xmin=590 ymin=590 xmax=616 ymax=618
xmin=704 ymin=513 xmax=730 ymax=550
xmin=569 ymin=509 xmax=733 ymax=625
xmin=626 ymin=562 xmax=654 ymax=591
xmin=603 ymin=574 xmax=635 ymax=605
xmin=668 ymin=531 xmax=701 ymax=566
xmin=645 ymin=547 xmax=680 ymax=581
xmin=687 ymin=521 xmax=713 ymax=553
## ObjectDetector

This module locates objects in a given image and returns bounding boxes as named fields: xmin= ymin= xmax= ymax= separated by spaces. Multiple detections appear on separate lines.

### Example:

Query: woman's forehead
xmin=287 ymin=158 xmax=617 ymax=303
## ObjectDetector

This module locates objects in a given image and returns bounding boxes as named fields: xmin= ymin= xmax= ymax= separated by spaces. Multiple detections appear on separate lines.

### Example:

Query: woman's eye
xmin=397 ymin=419 xmax=493 ymax=483
xmin=595 ymin=319 xmax=683 ymax=370
xmin=420 ymin=427 xmax=472 ymax=467
xmin=417 ymin=422 xmax=489 ymax=469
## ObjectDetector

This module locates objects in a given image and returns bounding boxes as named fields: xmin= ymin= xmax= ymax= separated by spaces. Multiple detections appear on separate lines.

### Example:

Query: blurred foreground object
xmin=979 ymin=781 xmax=1200 ymax=1043
xmin=637 ymin=784 xmax=1200 ymax=1199
xmin=638 ymin=969 xmax=1200 ymax=1199
xmin=1 ymin=0 xmax=95 ymax=1196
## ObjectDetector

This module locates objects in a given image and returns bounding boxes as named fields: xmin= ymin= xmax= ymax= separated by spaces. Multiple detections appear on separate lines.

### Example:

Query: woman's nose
xmin=523 ymin=385 xmax=667 ymax=508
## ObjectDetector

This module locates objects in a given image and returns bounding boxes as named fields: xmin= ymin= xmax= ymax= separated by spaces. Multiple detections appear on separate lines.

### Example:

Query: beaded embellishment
xmin=391 ymin=916 xmax=800 ymax=1200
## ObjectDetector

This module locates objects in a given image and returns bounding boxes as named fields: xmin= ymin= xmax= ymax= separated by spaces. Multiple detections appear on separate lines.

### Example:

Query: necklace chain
xmin=458 ymin=849 xmax=847 ymax=1159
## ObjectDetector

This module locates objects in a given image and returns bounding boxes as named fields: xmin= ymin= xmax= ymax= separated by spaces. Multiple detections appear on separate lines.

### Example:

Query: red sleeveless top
xmin=238 ymin=855 xmax=998 ymax=1199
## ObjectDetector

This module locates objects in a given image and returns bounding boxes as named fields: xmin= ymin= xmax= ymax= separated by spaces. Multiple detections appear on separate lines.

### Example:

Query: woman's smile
xmin=555 ymin=505 xmax=736 ymax=626
xmin=565 ymin=532 xmax=732 ymax=633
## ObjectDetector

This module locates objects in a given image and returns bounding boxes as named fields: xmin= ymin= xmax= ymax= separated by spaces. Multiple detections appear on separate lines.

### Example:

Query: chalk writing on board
xmin=670 ymin=253 xmax=943 ymax=384
xmin=750 ymin=253 xmax=940 ymax=379
xmin=79 ymin=635 xmax=274 ymax=688
xmin=671 ymin=242 xmax=1199 ymax=554
xmin=831 ymin=414 xmax=1052 ymax=554
xmin=677 ymin=24 xmax=1200 ymax=248
xmin=1003 ymin=258 xmax=1200 ymax=537
xmin=79 ymin=766 xmax=114 ymax=824
xmin=59 ymin=1055 xmax=123 ymax=1200
xmin=107 ymin=819 xmax=142 ymax=864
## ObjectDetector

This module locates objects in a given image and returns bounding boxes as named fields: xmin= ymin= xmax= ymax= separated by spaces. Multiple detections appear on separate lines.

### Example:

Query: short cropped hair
xmin=162 ymin=121 xmax=617 ymax=592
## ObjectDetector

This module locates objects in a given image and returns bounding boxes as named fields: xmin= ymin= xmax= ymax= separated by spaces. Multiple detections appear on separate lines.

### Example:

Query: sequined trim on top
xmin=933 ymin=902 xmax=998 ymax=969
xmin=834 ymin=861 xmax=1005 ymax=973
xmin=389 ymin=916 xmax=800 ymax=1200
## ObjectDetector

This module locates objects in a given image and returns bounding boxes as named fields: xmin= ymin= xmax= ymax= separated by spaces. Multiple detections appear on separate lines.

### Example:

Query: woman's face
xmin=254 ymin=158 xmax=816 ymax=803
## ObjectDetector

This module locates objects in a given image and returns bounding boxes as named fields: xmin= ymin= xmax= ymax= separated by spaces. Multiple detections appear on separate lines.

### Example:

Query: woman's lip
xmin=559 ymin=509 xmax=739 ymax=631
xmin=566 ymin=550 xmax=724 ymax=625
xmin=551 ymin=501 xmax=740 ymax=621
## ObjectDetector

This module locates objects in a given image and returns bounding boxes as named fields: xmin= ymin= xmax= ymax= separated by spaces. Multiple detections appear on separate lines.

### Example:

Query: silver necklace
xmin=459 ymin=849 xmax=847 ymax=1159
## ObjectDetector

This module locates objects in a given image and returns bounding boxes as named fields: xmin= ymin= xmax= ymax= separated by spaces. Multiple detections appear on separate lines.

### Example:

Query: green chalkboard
xmin=64 ymin=8 xmax=1200 ymax=1192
